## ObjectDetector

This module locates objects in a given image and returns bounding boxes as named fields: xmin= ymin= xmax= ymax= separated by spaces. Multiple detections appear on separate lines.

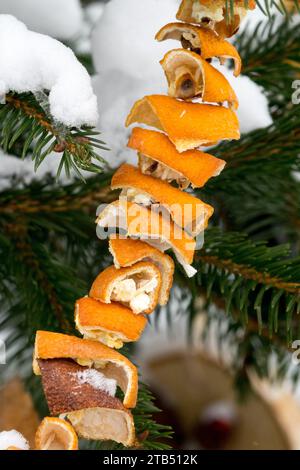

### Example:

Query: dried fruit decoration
xmin=32 ymin=0 xmax=255 ymax=449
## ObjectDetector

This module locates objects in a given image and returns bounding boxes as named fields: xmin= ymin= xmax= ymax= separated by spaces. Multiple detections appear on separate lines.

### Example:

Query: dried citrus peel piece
xmin=156 ymin=22 xmax=242 ymax=76
xmin=33 ymin=330 xmax=138 ymax=409
xmin=75 ymin=297 xmax=147 ymax=348
xmin=109 ymin=236 xmax=174 ymax=306
xmin=112 ymin=163 xmax=214 ymax=237
xmin=126 ymin=95 xmax=240 ymax=153
xmin=176 ymin=0 xmax=256 ymax=38
xmin=128 ymin=127 xmax=225 ymax=190
xmin=36 ymin=360 xmax=135 ymax=447
xmin=160 ymin=49 xmax=238 ymax=108
xmin=89 ymin=262 xmax=162 ymax=315
xmin=66 ymin=408 xmax=135 ymax=447
xmin=96 ymin=200 xmax=197 ymax=277
xmin=35 ymin=417 xmax=78 ymax=450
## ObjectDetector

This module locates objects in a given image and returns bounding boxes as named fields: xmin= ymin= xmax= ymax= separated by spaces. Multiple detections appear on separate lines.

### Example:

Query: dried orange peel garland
xmin=29 ymin=1 xmax=254 ymax=450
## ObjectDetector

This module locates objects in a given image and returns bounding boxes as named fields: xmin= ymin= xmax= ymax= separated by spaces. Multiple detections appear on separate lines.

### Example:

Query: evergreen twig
xmin=0 ymin=173 xmax=171 ymax=450
xmin=236 ymin=17 xmax=300 ymax=115
xmin=199 ymin=106 xmax=300 ymax=241
xmin=191 ymin=228 xmax=300 ymax=342
xmin=0 ymin=93 xmax=109 ymax=180
xmin=226 ymin=0 xmax=300 ymax=20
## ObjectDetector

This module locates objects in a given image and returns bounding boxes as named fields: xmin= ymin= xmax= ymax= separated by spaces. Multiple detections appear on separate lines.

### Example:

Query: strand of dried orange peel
xmin=2 ymin=1 xmax=255 ymax=451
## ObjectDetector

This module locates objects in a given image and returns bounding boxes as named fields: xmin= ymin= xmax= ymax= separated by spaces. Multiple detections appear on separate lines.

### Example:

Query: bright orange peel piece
xmin=176 ymin=0 xmax=256 ymax=38
xmin=160 ymin=49 xmax=238 ymax=108
xmin=96 ymin=200 xmax=197 ymax=277
xmin=35 ymin=417 xmax=78 ymax=451
xmin=128 ymin=127 xmax=226 ymax=190
xmin=126 ymin=95 xmax=240 ymax=153
xmin=109 ymin=236 xmax=174 ymax=306
xmin=75 ymin=297 xmax=147 ymax=347
xmin=111 ymin=163 xmax=214 ymax=237
xmin=156 ymin=22 xmax=242 ymax=76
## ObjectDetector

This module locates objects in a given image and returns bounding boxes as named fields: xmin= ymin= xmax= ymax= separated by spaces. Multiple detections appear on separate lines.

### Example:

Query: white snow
xmin=238 ymin=6 xmax=300 ymax=37
xmin=92 ymin=0 xmax=272 ymax=167
xmin=74 ymin=369 xmax=117 ymax=397
xmin=238 ymin=7 xmax=269 ymax=35
xmin=85 ymin=2 xmax=105 ymax=27
xmin=0 ymin=0 xmax=83 ymax=40
xmin=0 ymin=150 xmax=65 ymax=190
xmin=0 ymin=15 xmax=98 ymax=128
xmin=92 ymin=0 xmax=179 ymax=79
xmin=214 ymin=65 xmax=273 ymax=133
xmin=72 ymin=2 xmax=105 ymax=57
xmin=92 ymin=0 xmax=179 ymax=167
xmin=0 ymin=430 xmax=29 ymax=450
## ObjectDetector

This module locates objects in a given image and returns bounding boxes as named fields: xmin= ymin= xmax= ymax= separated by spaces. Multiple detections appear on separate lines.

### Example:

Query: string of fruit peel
xmin=2 ymin=0 xmax=256 ymax=451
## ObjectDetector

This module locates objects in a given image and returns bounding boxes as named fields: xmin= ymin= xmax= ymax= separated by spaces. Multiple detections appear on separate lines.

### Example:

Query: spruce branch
xmin=0 ymin=173 xmax=171 ymax=450
xmin=199 ymin=107 xmax=300 ymax=241
xmin=225 ymin=1 xmax=300 ymax=20
xmin=1 ymin=223 xmax=82 ymax=334
xmin=0 ymin=92 xmax=108 ymax=180
xmin=0 ymin=173 xmax=114 ymax=217
xmin=205 ymin=169 xmax=300 ymax=243
xmin=197 ymin=311 xmax=299 ymax=399
xmin=2 ymin=173 xmax=300 ymax=343
xmin=213 ymin=105 xmax=300 ymax=169
xmin=191 ymin=228 xmax=300 ymax=342
xmin=236 ymin=17 xmax=300 ymax=115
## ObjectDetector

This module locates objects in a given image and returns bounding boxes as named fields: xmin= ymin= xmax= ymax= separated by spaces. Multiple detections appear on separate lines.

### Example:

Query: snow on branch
xmin=0 ymin=14 xmax=98 ymax=128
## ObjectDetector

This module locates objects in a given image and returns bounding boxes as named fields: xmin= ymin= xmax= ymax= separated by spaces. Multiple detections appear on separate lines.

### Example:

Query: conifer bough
xmin=0 ymin=14 xmax=107 ymax=179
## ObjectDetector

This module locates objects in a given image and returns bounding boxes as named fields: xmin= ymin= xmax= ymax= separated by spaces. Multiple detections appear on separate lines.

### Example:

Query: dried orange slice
xmin=160 ymin=49 xmax=238 ymax=108
xmin=176 ymin=0 xmax=256 ymax=38
xmin=128 ymin=128 xmax=225 ymax=190
xmin=126 ymin=95 xmax=240 ymax=153
xmin=111 ymin=163 xmax=214 ymax=236
xmin=156 ymin=22 xmax=242 ymax=76
xmin=35 ymin=417 xmax=78 ymax=451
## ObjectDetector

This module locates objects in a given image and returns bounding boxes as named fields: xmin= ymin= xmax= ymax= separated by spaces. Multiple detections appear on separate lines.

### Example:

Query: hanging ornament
xmin=28 ymin=0 xmax=255 ymax=449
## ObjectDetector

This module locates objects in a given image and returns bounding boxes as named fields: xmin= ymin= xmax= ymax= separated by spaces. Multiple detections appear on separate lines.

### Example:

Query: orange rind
xmin=89 ymin=262 xmax=162 ymax=315
xmin=160 ymin=49 xmax=238 ymax=108
xmin=176 ymin=0 xmax=256 ymax=38
xmin=125 ymin=95 xmax=240 ymax=153
xmin=33 ymin=331 xmax=138 ymax=409
xmin=35 ymin=417 xmax=78 ymax=451
xmin=109 ymin=236 xmax=174 ymax=306
xmin=156 ymin=22 xmax=242 ymax=76
xmin=111 ymin=163 xmax=214 ymax=236
xmin=75 ymin=297 xmax=147 ymax=348
xmin=96 ymin=200 xmax=197 ymax=277
xmin=128 ymin=127 xmax=226 ymax=190
xmin=37 ymin=359 xmax=136 ymax=447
